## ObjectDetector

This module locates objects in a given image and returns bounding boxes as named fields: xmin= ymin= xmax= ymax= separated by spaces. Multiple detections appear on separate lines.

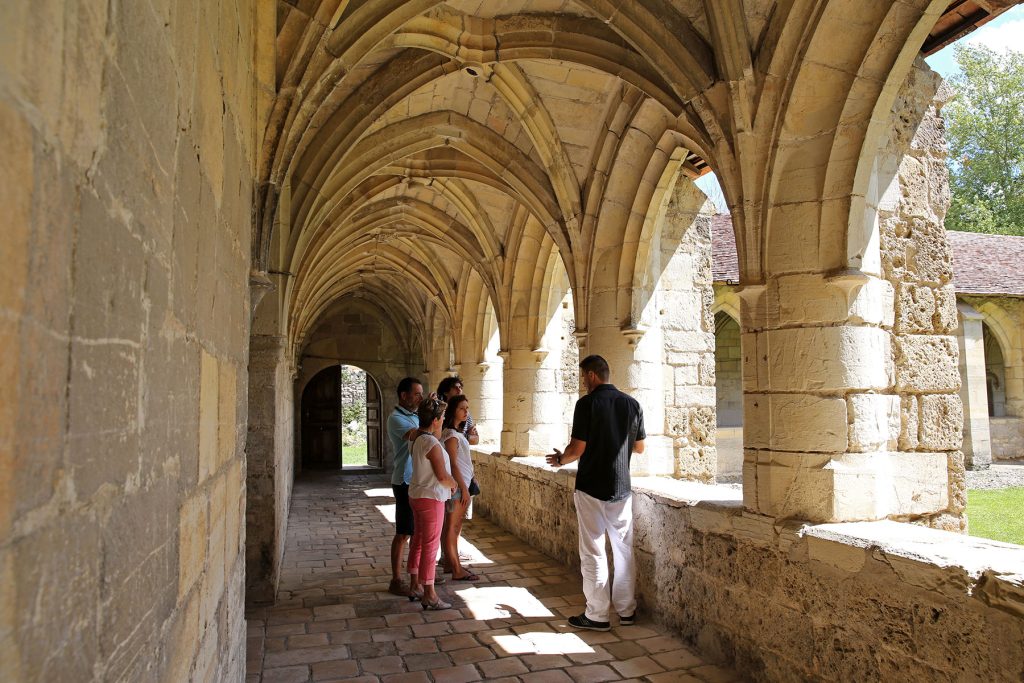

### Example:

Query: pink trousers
xmin=408 ymin=498 xmax=445 ymax=585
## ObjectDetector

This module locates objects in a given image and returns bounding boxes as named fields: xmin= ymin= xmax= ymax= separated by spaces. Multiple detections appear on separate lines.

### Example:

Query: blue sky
xmin=925 ymin=5 xmax=1024 ymax=78
xmin=695 ymin=6 xmax=1024 ymax=211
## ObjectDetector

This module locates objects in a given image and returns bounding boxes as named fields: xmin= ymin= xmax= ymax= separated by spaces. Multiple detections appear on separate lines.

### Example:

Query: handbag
xmin=468 ymin=477 xmax=480 ymax=496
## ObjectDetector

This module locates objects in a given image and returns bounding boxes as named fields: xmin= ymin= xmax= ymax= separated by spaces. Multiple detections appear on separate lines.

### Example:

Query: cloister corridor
xmin=246 ymin=474 xmax=735 ymax=683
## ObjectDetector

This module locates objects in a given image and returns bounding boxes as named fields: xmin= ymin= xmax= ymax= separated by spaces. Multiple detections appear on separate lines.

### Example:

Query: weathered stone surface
xmin=2 ymin=1 xmax=260 ymax=679
xmin=473 ymin=453 xmax=1024 ymax=683
xmin=894 ymin=335 xmax=961 ymax=392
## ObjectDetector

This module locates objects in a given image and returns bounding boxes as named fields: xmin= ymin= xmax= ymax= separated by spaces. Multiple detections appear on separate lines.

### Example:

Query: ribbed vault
xmin=254 ymin=0 xmax=1008 ymax=374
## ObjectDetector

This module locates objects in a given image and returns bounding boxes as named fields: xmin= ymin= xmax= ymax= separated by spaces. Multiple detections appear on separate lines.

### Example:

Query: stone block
xmin=889 ymin=451 xmax=948 ymax=515
xmin=847 ymin=393 xmax=899 ymax=452
xmin=899 ymin=395 xmax=919 ymax=450
xmin=199 ymin=348 xmax=219 ymax=482
xmin=764 ymin=325 xmax=891 ymax=392
xmin=894 ymin=335 xmax=960 ymax=392
xmin=179 ymin=493 xmax=208 ymax=600
xmin=202 ymin=473 xmax=228 ymax=629
xmin=895 ymin=282 xmax=936 ymax=334
xmin=917 ymin=394 xmax=963 ymax=451
xmin=770 ymin=394 xmax=849 ymax=453
xmin=218 ymin=360 xmax=238 ymax=466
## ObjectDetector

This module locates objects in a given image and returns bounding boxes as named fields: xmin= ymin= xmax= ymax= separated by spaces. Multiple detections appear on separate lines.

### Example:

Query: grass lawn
xmin=967 ymin=487 xmax=1024 ymax=545
xmin=342 ymin=442 xmax=368 ymax=466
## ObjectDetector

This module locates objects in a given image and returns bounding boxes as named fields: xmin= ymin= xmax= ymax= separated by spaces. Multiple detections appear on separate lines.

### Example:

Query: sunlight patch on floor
xmin=362 ymin=487 xmax=394 ymax=498
xmin=452 ymin=585 xmax=554 ymax=619
xmin=374 ymin=503 xmax=396 ymax=522
xmin=489 ymin=631 xmax=595 ymax=656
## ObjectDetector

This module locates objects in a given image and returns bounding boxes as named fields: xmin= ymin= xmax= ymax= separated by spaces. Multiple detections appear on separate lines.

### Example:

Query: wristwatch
xmin=555 ymin=453 xmax=563 ymax=466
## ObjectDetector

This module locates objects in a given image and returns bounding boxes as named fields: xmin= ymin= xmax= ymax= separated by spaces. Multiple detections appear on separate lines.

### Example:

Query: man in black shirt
xmin=546 ymin=355 xmax=646 ymax=631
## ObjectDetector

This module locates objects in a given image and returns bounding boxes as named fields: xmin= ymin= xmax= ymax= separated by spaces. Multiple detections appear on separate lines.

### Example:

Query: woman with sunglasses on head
xmin=406 ymin=398 xmax=457 ymax=609
xmin=441 ymin=395 xmax=479 ymax=582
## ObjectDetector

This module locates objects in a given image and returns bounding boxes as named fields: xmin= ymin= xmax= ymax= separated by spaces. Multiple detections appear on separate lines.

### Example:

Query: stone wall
xmin=659 ymin=185 xmax=718 ymax=482
xmin=876 ymin=58 xmax=965 ymax=529
xmin=990 ymin=418 xmax=1024 ymax=461
xmin=472 ymin=452 xmax=1024 ymax=682
xmin=714 ymin=313 xmax=742 ymax=427
xmin=1 ymin=2 xmax=267 ymax=680
xmin=298 ymin=302 xmax=421 ymax=475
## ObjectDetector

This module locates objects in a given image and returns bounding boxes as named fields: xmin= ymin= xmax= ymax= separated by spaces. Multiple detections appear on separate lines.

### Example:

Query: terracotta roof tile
xmin=711 ymin=214 xmax=740 ymax=284
xmin=710 ymin=215 xmax=1024 ymax=297
xmin=947 ymin=230 xmax=1024 ymax=296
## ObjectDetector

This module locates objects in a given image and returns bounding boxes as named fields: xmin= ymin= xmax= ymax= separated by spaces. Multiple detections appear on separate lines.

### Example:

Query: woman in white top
xmin=407 ymin=398 xmax=457 ymax=609
xmin=441 ymin=395 xmax=478 ymax=582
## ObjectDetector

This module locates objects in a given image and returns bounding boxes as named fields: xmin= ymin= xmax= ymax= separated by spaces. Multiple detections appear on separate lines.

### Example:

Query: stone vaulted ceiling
xmin=255 ymin=0 xmax=1020 ymax=365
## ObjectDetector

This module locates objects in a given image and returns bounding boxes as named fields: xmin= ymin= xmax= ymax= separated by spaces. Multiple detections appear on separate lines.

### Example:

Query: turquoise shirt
xmin=387 ymin=406 xmax=418 ymax=485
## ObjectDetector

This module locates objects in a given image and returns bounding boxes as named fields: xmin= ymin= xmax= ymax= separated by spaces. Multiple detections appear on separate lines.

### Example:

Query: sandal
xmin=422 ymin=598 xmax=452 ymax=610
xmin=407 ymin=591 xmax=424 ymax=602
xmin=451 ymin=572 xmax=480 ymax=582
xmin=387 ymin=579 xmax=409 ymax=596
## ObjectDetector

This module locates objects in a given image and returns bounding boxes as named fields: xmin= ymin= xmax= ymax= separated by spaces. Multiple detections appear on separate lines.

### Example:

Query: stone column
xmin=583 ymin=324 xmax=674 ymax=476
xmin=500 ymin=348 xmax=566 ymax=454
xmin=245 ymin=334 xmax=295 ymax=604
xmin=958 ymin=304 xmax=993 ymax=470
xmin=741 ymin=273 xmax=951 ymax=523
xmin=459 ymin=359 xmax=503 ymax=447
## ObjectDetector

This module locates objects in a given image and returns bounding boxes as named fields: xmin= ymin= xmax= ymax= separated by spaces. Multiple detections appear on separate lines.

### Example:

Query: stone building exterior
xmin=3 ymin=1 xmax=1024 ymax=682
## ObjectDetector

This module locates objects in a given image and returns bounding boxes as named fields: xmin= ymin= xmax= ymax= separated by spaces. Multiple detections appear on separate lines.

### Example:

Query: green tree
xmin=944 ymin=45 xmax=1024 ymax=236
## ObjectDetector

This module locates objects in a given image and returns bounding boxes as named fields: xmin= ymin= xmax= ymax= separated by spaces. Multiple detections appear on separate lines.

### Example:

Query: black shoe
xmin=619 ymin=613 xmax=635 ymax=626
xmin=568 ymin=614 xmax=611 ymax=632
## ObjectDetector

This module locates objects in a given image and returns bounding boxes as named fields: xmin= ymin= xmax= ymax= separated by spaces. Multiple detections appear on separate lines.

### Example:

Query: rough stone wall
xmin=877 ymin=58 xmax=965 ymax=530
xmin=1 ymin=2 xmax=263 ymax=681
xmin=990 ymin=419 xmax=1024 ymax=461
xmin=658 ymin=186 xmax=717 ymax=482
xmin=472 ymin=453 xmax=1024 ymax=682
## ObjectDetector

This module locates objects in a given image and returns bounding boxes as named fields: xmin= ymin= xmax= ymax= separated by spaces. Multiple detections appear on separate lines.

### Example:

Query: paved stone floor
xmin=246 ymin=473 xmax=739 ymax=683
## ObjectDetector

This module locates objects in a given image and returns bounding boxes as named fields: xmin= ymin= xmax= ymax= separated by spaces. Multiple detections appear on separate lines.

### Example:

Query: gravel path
xmin=966 ymin=462 xmax=1024 ymax=490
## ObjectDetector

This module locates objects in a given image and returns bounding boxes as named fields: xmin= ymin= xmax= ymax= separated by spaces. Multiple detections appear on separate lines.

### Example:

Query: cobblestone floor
xmin=246 ymin=473 xmax=738 ymax=683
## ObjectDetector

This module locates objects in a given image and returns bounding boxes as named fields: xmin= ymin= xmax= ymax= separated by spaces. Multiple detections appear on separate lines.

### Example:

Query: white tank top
xmin=409 ymin=433 xmax=451 ymax=501
xmin=441 ymin=428 xmax=473 ymax=488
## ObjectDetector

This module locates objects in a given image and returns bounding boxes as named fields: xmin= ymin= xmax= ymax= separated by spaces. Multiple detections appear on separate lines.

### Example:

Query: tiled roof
xmin=947 ymin=230 xmax=1024 ymax=296
xmin=710 ymin=215 xmax=1024 ymax=297
xmin=711 ymin=214 xmax=740 ymax=284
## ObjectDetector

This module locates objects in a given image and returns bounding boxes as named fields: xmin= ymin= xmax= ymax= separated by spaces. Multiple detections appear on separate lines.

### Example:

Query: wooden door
xmin=366 ymin=375 xmax=383 ymax=468
xmin=301 ymin=366 xmax=341 ymax=470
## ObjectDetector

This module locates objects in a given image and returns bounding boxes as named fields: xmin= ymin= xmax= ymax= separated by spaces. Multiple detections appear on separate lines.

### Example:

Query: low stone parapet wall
xmin=990 ymin=417 xmax=1024 ymax=461
xmin=471 ymin=450 xmax=1024 ymax=681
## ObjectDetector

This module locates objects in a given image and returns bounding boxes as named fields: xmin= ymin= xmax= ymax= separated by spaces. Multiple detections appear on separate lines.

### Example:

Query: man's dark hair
xmin=417 ymin=397 xmax=447 ymax=429
xmin=579 ymin=355 xmax=610 ymax=381
xmin=437 ymin=375 xmax=464 ymax=399
xmin=396 ymin=376 xmax=422 ymax=399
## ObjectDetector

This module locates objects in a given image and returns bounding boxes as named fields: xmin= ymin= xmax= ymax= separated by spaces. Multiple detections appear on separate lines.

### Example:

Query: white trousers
xmin=574 ymin=490 xmax=636 ymax=622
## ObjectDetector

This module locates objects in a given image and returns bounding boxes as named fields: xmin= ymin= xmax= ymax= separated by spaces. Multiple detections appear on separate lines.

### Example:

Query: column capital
xmin=620 ymin=324 xmax=647 ymax=346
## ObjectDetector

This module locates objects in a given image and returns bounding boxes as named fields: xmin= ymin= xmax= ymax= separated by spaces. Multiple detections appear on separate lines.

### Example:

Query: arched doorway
xmin=714 ymin=311 xmax=743 ymax=480
xmin=983 ymin=323 xmax=1007 ymax=418
xmin=300 ymin=365 xmax=384 ymax=471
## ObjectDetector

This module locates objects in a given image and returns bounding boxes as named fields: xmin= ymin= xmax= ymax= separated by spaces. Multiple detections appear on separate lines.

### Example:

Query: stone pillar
xmin=500 ymin=348 xmax=566 ymax=454
xmin=459 ymin=359 xmax=503 ymax=447
xmin=245 ymin=334 xmax=295 ymax=604
xmin=741 ymin=273 xmax=951 ymax=523
xmin=583 ymin=324 xmax=674 ymax=475
xmin=958 ymin=304 xmax=993 ymax=470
